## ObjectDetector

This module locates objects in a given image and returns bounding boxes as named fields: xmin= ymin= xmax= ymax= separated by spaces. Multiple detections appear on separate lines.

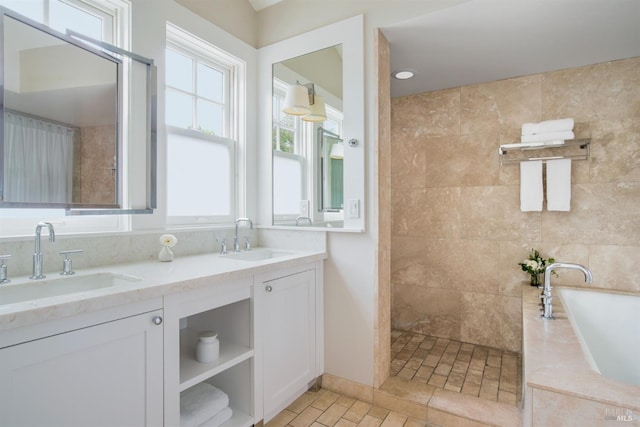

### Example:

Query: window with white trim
xmin=0 ymin=0 xmax=130 ymax=237
xmin=165 ymin=23 xmax=242 ymax=225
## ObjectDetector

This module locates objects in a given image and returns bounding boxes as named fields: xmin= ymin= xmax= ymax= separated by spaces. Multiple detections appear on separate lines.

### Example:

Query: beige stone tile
xmin=316 ymin=403 xmax=349 ymax=426
xmin=486 ymin=355 xmax=501 ymax=368
xmin=312 ymin=390 xmax=340 ymax=411
xmin=456 ymin=350 xmax=472 ymax=363
xmin=461 ymin=74 xmax=542 ymax=135
xmin=428 ymin=375 xmax=447 ymax=388
xmin=398 ymin=367 xmax=416 ymax=380
xmin=423 ymin=187 xmax=461 ymax=239
xmin=427 ymin=408 xmax=490 ymax=427
xmin=290 ymin=406 xmax=323 ymax=427
xmin=392 ymin=283 xmax=461 ymax=339
xmin=541 ymin=182 xmax=640 ymax=246
xmin=497 ymin=390 xmax=517 ymax=406
xmin=392 ymin=88 xmax=460 ymax=138
xmin=392 ymin=188 xmax=428 ymax=237
xmin=334 ymin=419 xmax=358 ymax=427
xmin=356 ymin=415 xmax=383 ymax=427
xmin=343 ymin=401 xmax=372 ymax=423
xmin=380 ymin=412 xmax=408 ymax=427
xmin=461 ymin=381 xmax=481 ymax=397
xmin=415 ymin=366 xmax=434 ymax=379
xmin=322 ymin=374 xmax=374 ymax=403
xmin=429 ymin=388 xmax=522 ymax=427
xmin=460 ymin=292 xmax=522 ymax=352
xmin=335 ymin=396 xmax=357 ymax=409
xmin=589 ymin=245 xmax=640 ymax=292
xmin=542 ymin=57 xmax=640 ymax=123
xmin=289 ymin=391 xmax=324 ymax=414
xmin=483 ymin=366 xmax=500 ymax=381
xmin=423 ymin=354 xmax=441 ymax=368
xmin=367 ymin=406 xmax=390 ymax=420
xmin=468 ymin=358 xmax=485 ymax=372
xmin=404 ymin=418 xmax=427 ymax=427
xmin=266 ymin=409 xmax=297 ymax=427
xmin=451 ymin=360 xmax=469 ymax=374
xmin=390 ymin=235 xmax=426 ymax=290
xmin=434 ymin=363 xmax=452 ymax=377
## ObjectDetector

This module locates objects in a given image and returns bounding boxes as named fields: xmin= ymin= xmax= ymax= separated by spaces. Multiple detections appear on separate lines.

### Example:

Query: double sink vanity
xmin=0 ymin=244 xmax=326 ymax=427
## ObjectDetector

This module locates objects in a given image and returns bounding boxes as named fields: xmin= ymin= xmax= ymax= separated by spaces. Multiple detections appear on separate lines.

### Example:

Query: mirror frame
xmin=0 ymin=7 xmax=157 ymax=215
xmin=258 ymin=15 xmax=365 ymax=232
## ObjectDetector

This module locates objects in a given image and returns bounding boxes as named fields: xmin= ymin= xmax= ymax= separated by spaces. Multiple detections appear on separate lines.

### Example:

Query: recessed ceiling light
xmin=392 ymin=70 xmax=415 ymax=80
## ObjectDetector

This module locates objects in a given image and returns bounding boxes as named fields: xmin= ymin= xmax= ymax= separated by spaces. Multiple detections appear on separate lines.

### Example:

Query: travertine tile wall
xmin=389 ymin=56 xmax=640 ymax=353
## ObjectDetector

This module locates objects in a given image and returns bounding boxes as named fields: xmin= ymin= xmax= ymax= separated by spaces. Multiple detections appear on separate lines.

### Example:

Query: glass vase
xmin=530 ymin=272 xmax=542 ymax=287
xmin=158 ymin=245 xmax=174 ymax=262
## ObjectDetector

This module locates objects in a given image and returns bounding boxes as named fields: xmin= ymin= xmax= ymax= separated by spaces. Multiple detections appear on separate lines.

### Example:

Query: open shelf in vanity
xmin=164 ymin=279 xmax=254 ymax=427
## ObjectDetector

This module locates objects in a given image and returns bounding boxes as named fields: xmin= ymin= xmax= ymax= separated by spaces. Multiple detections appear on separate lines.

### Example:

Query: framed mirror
xmin=258 ymin=15 xmax=364 ymax=231
xmin=0 ymin=7 xmax=156 ymax=213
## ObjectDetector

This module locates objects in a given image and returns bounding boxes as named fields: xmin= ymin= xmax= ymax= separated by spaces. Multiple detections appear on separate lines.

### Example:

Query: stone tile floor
xmin=265 ymin=388 xmax=427 ymax=427
xmin=390 ymin=330 xmax=522 ymax=407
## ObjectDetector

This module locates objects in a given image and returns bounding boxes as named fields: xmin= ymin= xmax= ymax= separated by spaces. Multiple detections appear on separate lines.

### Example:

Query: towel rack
xmin=498 ymin=139 xmax=590 ymax=165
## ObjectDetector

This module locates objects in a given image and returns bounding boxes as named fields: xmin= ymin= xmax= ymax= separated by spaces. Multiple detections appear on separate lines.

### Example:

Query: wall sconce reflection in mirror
xmin=282 ymin=82 xmax=327 ymax=122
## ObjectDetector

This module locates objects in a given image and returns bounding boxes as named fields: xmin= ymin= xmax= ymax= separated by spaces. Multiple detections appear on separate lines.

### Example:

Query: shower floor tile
xmin=390 ymin=330 xmax=522 ymax=407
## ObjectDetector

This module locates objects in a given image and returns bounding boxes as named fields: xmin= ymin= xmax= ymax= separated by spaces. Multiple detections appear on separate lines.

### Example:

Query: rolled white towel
xmin=181 ymin=383 xmax=229 ymax=427
xmin=522 ymin=118 xmax=574 ymax=135
xmin=199 ymin=407 xmax=233 ymax=427
xmin=521 ymin=131 xmax=574 ymax=143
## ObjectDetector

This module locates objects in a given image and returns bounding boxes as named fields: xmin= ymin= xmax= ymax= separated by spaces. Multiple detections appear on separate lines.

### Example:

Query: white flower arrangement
xmin=160 ymin=234 xmax=177 ymax=248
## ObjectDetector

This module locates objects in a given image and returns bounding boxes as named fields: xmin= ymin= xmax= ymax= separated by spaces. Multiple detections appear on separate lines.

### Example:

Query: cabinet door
xmin=261 ymin=269 xmax=315 ymax=421
xmin=0 ymin=309 xmax=164 ymax=427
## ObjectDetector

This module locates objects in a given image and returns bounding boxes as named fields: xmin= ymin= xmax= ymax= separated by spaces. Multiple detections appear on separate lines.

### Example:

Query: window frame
xmin=164 ymin=22 xmax=244 ymax=227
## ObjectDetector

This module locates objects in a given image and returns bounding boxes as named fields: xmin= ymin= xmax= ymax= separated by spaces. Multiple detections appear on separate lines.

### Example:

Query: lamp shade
xmin=330 ymin=142 xmax=344 ymax=159
xmin=282 ymin=84 xmax=311 ymax=115
xmin=302 ymin=95 xmax=327 ymax=122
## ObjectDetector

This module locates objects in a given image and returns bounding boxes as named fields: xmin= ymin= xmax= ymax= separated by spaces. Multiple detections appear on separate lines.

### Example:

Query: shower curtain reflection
xmin=4 ymin=111 xmax=74 ymax=203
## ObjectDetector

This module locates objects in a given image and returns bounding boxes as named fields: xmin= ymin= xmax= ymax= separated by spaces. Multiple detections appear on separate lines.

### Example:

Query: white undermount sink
xmin=0 ymin=272 xmax=142 ymax=305
xmin=221 ymin=248 xmax=293 ymax=262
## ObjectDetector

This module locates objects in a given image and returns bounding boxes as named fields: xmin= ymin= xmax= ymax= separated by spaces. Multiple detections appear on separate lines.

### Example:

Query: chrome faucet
xmin=541 ymin=262 xmax=593 ymax=318
xmin=234 ymin=218 xmax=253 ymax=252
xmin=30 ymin=222 xmax=56 ymax=279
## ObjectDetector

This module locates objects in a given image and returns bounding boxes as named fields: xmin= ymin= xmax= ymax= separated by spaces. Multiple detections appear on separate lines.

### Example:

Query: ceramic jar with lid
xmin=196 ymin=330 xmax=220 ymax=363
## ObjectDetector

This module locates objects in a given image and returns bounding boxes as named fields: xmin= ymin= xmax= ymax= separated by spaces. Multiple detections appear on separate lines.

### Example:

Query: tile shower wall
xmin=390 ymin=56 xmax=640 ymax=352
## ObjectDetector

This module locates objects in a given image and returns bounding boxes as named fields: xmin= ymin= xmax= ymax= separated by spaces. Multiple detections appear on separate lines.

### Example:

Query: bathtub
xmin=558 ymin=287 xmax=640 ymax=386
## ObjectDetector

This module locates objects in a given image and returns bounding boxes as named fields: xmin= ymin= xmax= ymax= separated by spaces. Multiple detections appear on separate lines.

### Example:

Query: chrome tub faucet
xmin=31 ymin=222 xmax=55 ymax=279
xmin=541 ymin=262 xmax=593 ymax=318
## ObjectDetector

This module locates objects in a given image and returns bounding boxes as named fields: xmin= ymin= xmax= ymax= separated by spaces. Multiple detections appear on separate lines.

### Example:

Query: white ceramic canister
xmin=196 ymin=330 xmax=220 ymax=363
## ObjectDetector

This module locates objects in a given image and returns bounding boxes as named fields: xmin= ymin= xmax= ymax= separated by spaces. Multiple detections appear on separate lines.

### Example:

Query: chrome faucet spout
xmin=541 ymin=262 xmax=593 ymax=319
xmin=234 ymin=218 xmax=253 ymax=252
xmin=31 ymin=222 xmax=55 ymax=280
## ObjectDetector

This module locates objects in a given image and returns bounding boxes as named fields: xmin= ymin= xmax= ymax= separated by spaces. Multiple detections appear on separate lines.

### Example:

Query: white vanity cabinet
xmin=0 ymin=300 xmax=164 ymax=427
xmin=163 ymin=278 xmax=255 ymax=427
xmin=255 ymin=262 xmax=324 ymax=422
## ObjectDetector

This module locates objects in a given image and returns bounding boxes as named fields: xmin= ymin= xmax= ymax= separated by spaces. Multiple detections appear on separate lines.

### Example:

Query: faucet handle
xmin=244 ymin=237 xmax=251 ymax=251
xmin=216 ymin=238 xmax=227 ymax=255
xmin=60 ymin=250 xmax=83 ymax=276
xmin=0 ymin=254 xmax=11 ymax=284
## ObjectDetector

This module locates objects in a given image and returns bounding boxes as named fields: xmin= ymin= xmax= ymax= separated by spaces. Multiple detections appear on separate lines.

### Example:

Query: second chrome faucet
xmin=31 ymin=222 xmax=55 ymax=279
xmin=541 ymin=262 xmax=593 ymax=319
xmin=234 ymin=218 xmax=253 ymax=253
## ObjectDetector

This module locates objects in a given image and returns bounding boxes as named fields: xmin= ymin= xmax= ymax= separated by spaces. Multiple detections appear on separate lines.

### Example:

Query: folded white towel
xmin=521 ymin=131 xmax=574 ymax=143
xmin=522 ymin=118 xmax=574 ymax=136
xmin=546 ymin=159 xmax=572 ymax=211
xmin=199 ymin=407 xmax=233 ymax=427
xmin=181 ymin=383 xmax=229 ymax=427
xmin=520 ymin=160 xmax=543 ymax=212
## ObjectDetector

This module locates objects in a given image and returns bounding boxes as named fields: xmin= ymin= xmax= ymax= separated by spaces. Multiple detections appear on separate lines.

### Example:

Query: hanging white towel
xmin=180 ymin=383 xmax=230 ymax=427
xmin=520 ymin=160 xmax=543 ymax=212
xmin=521 ymin=131 xmax=574 ymax=143
xmin=521 ymin=118 xmax=574 ymax=136
xmin=546 ymin=159 xmax=572 ymax=211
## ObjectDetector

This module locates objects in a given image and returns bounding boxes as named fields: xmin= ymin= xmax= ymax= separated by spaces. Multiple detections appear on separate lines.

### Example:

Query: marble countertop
xmin=0 ymin=248 xmax=326 ymax=333
xmin=522 ymin=285 xmax=640 ymax=411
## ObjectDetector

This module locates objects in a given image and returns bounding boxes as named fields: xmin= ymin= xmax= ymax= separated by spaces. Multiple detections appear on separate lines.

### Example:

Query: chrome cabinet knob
xmin=265 ymin=285 xmax=273 ymax=293
xmin=152 ymin=316 xmax=163 ymax=325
